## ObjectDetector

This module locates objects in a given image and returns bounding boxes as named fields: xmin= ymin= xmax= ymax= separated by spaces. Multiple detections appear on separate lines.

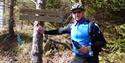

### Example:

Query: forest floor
xmin=0 ymin=41 xmax=73 ymax=63
xmin=0 ymin=28 xmax=74 ymax=63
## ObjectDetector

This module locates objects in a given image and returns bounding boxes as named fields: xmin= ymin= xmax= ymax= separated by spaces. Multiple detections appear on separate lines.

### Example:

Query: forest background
xmin=0 ymin=0 xmax=125 ymax=63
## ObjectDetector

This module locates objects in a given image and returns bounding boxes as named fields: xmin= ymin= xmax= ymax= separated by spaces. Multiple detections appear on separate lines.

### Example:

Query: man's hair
xmin=70 ymin=3 xmax=85 ymax=11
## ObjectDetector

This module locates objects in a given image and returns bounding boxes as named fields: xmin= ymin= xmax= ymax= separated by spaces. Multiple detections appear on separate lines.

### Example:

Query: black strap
xmin=88 ymin=21 xmax=95 ymax=35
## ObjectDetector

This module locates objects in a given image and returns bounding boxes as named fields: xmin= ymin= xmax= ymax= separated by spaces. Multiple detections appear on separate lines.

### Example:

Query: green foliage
xmin=16 ymin=0 xmax=35 ymax=8
xmin=46 ymin=0 xmax=61 ymax=8
xmin=115 ymin=24 xmax=125 ymax=39
xmin=85 ymin=0 xmax=125 ymax=10
xmin=103 ymin=39 xmax=125 ymax=63
xmin=85 ymin=7 xmax=96 ymax=18
xmin=84 ymin=0 xmax=125 ymax=18
xmin=101 ymin=24 xmax=125 ymax=63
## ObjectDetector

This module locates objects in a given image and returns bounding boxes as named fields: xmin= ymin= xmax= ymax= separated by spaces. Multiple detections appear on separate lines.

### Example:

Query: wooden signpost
xmin=20 ymin=8 xmax=64 ymax=23
xmin=19 ymin=1 xmax=65 ymax=62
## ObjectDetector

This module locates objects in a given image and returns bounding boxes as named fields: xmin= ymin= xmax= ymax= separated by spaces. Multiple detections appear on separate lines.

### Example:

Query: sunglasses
xmin=72 ymin=10 xmax=82 ymax=14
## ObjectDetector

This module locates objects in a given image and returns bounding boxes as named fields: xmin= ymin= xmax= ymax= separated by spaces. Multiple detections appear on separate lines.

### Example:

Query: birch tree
xmin=31 ymin=0 xmax=45 ymax=63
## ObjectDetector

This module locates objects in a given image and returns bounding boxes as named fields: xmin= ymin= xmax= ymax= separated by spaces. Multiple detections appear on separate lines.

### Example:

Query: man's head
xmin=70 ymin=3 xmax=85 ymax=21
xmin=70 ymin=3 xmax=85 ymax=11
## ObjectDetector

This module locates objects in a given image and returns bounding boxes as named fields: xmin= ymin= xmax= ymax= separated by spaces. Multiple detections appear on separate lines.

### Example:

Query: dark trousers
xmin=71 ymin=55 xmax=99 ymax=63
xmin=86 ymin=55 xmax=99 ymax=63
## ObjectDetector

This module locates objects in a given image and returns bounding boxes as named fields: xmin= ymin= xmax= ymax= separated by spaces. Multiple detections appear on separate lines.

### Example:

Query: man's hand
xmin=34 ymin=21 xmax=44 ymax=34
xmin=37 ymin=25 xmax=44 ymax=34
xmin=78 ymin=46 xmax=89 ymax=54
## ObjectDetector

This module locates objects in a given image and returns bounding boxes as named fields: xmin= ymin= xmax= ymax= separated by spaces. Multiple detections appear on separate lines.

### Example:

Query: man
xmin=38 ymin=3 xmax=106 ymax=63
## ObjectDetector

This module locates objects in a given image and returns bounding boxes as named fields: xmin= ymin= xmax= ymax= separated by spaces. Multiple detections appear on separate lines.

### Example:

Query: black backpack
xmin=88 ymin=21 xmax=106 ymax=52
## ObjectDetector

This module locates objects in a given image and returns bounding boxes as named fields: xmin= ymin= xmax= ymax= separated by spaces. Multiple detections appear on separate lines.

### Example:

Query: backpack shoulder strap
xmin=88 ymin=21 xmax=95 ymax=35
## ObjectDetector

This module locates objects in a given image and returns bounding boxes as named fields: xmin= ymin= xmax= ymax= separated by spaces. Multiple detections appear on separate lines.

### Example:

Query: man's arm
xmin=91 ymin=23 xmax=106 ymax=52
xmin=44 ymin=24 xmax=71 ymax=35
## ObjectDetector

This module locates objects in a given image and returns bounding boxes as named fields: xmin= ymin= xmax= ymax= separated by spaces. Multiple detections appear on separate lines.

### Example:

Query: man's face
xmin=71 ymin=9 xmax=84 ymax=21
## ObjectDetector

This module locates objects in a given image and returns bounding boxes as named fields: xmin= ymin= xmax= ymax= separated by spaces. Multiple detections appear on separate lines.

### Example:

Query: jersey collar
xmin=74 ymin=18 xmax=89 ymax=26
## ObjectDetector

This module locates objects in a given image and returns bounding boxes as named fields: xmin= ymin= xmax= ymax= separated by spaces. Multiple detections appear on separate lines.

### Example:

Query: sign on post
xmin=19 ymin=8 xmax=64 ymax=23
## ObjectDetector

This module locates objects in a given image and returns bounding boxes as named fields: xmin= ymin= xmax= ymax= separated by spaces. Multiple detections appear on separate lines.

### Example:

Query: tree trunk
xmin=8 ymin=0 xmax=15 ymax=37
xmin=31 ymin=0 xmax=45 ymax=63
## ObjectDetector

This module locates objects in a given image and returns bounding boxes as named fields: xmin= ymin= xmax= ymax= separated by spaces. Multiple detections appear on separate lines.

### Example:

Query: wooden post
xmin=31 ymin=0 xmax=45 ymax=63
xmin=19 ymin=2 xmax=64 ymax=62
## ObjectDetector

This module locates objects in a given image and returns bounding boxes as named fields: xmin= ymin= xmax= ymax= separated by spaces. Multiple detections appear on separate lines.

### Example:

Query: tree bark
xmin=31 ymin=0 xmax=45 ymax=63
xmin=8 ymin=0 xmax=15 ymax=37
